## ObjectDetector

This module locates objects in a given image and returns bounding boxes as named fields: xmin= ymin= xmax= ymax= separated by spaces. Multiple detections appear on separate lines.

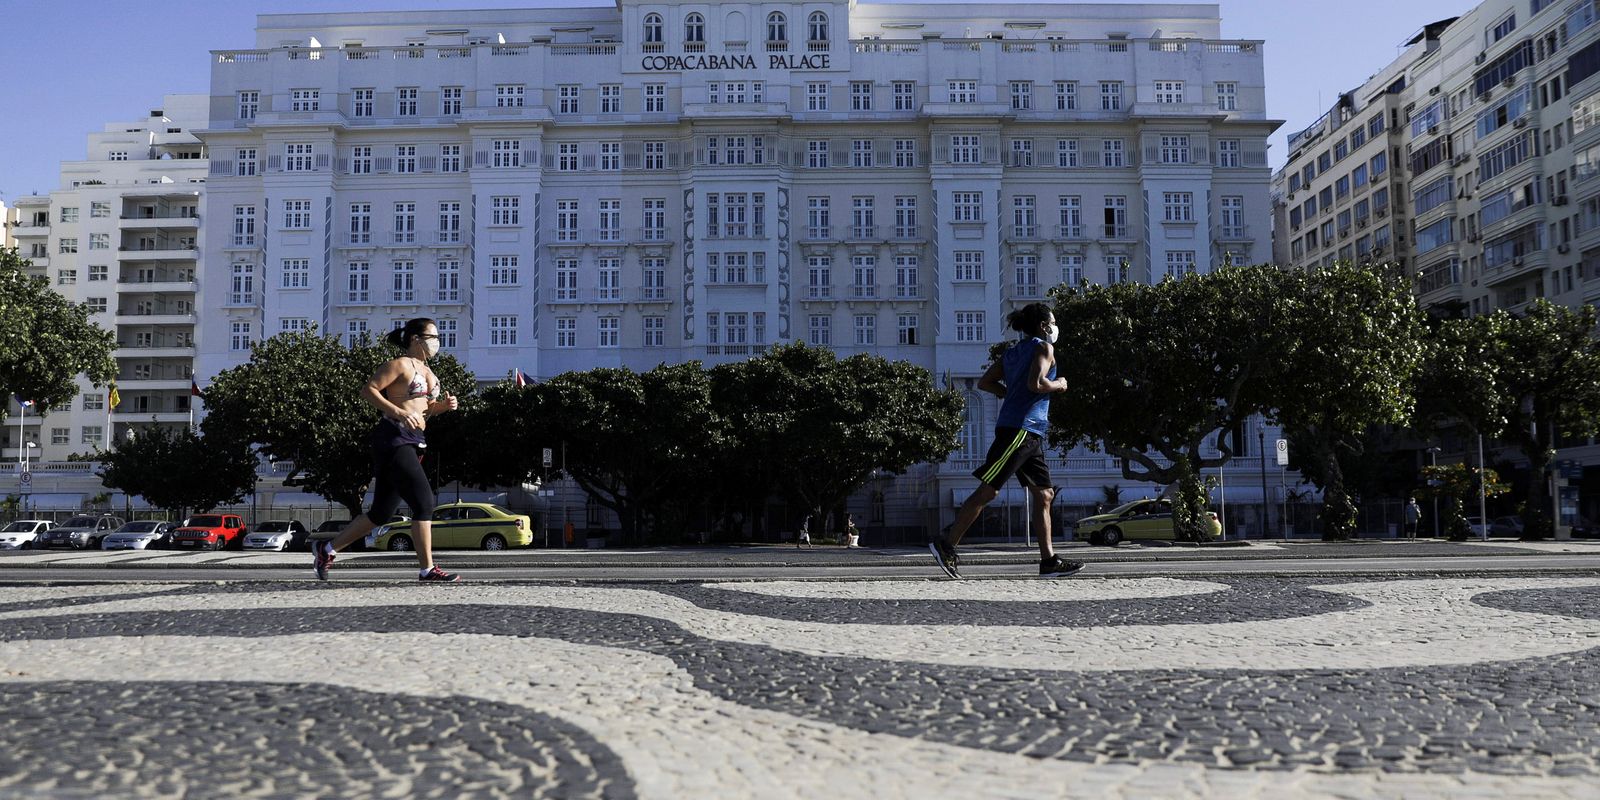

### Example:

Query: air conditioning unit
xmin=1428 ymin=125 xmax=1439 ymax=135
xmin=1512 ymin=118 xmax=1526 ymax=129
xmin=1376 ymin=207 xmax=1389 ymax=218
xmin=1478 ymin=90 xmax=1492 ymax=103
xmin=1553 ymin=195 xmax=1569 ymax=206
xmin=1374 ymin=245 xmax=1386 ymax=255
xmin=1503 ymin=76 xmax=1515 ymax=88
xmin=1475 ymin=52 xmax=1486 ymax=65
xmin=1558 ymin=243 xmax=1572 ymax=254
xmin=1429 ymin=86 xmax=1441 ymax=96
xmin=1468 ymin=233 xmax=1479 ymax=243
xmin=1358 ymin=219 xmax=1368 ymax=228
xmin=1513 ymin=256 xmax=1524 ymax=266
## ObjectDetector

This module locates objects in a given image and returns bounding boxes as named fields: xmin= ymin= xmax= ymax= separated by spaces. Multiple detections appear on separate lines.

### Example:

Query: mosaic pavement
xmin=1 ymin=575 xmax=1599 ymax=798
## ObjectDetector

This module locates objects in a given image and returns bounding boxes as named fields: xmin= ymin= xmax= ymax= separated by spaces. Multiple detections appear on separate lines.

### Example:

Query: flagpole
xmin=15 ymin=401 xmax=23 ymax=465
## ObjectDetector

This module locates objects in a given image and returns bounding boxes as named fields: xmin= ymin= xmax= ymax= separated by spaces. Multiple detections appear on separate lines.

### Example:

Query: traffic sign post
xmin=1275 ymin=439 xmax=1289 ymax=467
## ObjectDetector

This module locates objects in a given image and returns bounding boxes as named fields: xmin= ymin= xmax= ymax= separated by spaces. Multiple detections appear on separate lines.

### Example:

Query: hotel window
xmin=231 ymin=322 xmax=253 ymax=352
xmin=952 ymin=192 xmax=982 ymax=223
xmin=953 ymin=251 xmax=983 ymax=281
xmin=598 ymin=200 xmax=621 ymax=241
xmin=556 ymin=201 xmax=580 ymax=242
xmin=238 ymin=91 xmax=259 ymax=120
xmin=88 ymin=233 xmax=108 ymax=250
xmin=440 ymin=144 xmax=462 ymax=172
xmin=88 ymin=264 xmax=108 ymax=282
xmin=1055 ymin=81 xmax=1077 ymax=110
xmin=1163 ymin=192 xmax=1194 ymax=222
xmin=1154 ymin=81 xmax=1184 ymax=104
xmin=488 ymin=256 xmax=519 ymax=287
xmin=347 ymin=262 xmax=370 ymax=303
xmin=396 ymin=87 xmax=418 ymax=116
xmin=290 ymin=89 xmax=319 ymax=112
xmin=854 ymin=314 xmax=876 ymax=345
xmin=353 ymin=88 xmax=374 ymax=117
xmin=643 ymin=316 xmax=664 ymax=347
xmin=1010 ymin=139 xmax=1033 ymax=167
xmin=1058 ymin=196 xmax=1083 ymax=238
xmin=644 ymin=141 xmax=666 ymax=170
xmin=1014 ymin=255 xmax=1039 ymax=296
xmin=57 ymin=268 xmax=77 ymax=284
xmin=807 ymin=197 xmax=830 ymax=238
xmin=393 ymin=202 xmax=416 ymax=243
xmin=437 ymin=260 xmax=460 ymax=301
xmin=643 ymin=13 xmax=663 ymax=45
xmin=489 ymin=316 xmax=518 ymax=346
xmin=351 ymin=145 xmax=373 ymax=174
xmin=808 ymin=315 xmax=831 ymax=346
xmin=643 ymin=199 xmax=666 ymax=241
xmin=807 ymin=255 xmax=832 ymax=297
xmin=392 ymin=260 xmax=416 ymax=302
xmin=1103 ymin=197 xmax=1128 ymax=237
xmin=645 ymin=83 xmax=666 ymax=112
xmin=643 ymin=258 xmax=666 ymax=300
xmin=850 ymin=256 xmax=876 ymax=297
xmin=436 ymin=319 xmax=457 ymax=349
xmin=807 ymin=139 xmax=828 ymax=168
xmin=1012 ymin=196 xmax=1037 ymax=237
xmin=1216 ymin=139 xmax=1241 ymax=167
xmin=1057 ymin=138 xmax=1079 ymax=167
xmin=600 ymin=84 xmax=621 ymax=113
xmin=893 ymin=81 xmax=915 ymax=111
xmin=556 ymin=260 xmax=579 ymax=300
xmin=496 ymin=84 xmax=525 ymax=108
xmin=1165 ymin=251 xmax=1197 ymax=278
xmin=1220 ymin=196 xmax=1244 ymax=238
xmin=600 ymin=141 xmax=621 ymax=170
xmin=1160 ymin=135 xmax=1190 ymax=164
xmin=894 ymin=139 xmax=916 ymax=167
xmin=558 ymin=85 xmax=580 ymax=114
xmin=492 ymin=139 xmax=521 ymax=168
xmin=440 ymin=87 xmax=463 ymax=115
xmin=950 ymin=135 xmax=980 ymax=164
xmin=1010 ymin=81 xmax=1032 ymax=110
xmin=851 ymin=81 xmax=873 ymax=110
xmin=1100 ymin=82 xmax=1123 ymax=110
xmin=808 ymin=11 xmax=829 ymax=44
xmin=282 ymin=259 xmax=309 ymax=289
xmin=395 ymin=144 xmax=417 ymax=173
xmin=285 ymin=142 xmax=313 ymax=171
xmin=556 ymin=318 xmax=576 ymax=348
xmin=1106 ymin=256 xmax=1130 ymax=284
xmin=438 ymin=202 xmax=462 ymax=242
xmin=894 ymin=255 xmax=918 ymax=297
xmin=349 ymin=203 xmax=371 ymax=243
xmin=1059 ymin=254 xmax=1084 ymax=286
xmin=955 ymin=311 xmax=985 ymax=342
xmin=58 ymin=238 xmax=77 ymax=254
xmin=852 ymin=139 xmax=874 ymax=167
xmin=807 ymin=82 xmax=829 ymax=111
xmin=948 ymin=80 xmax=977 ymax=103
xmin=90 ymin=201 xmax=110 ymax=218
xmin=491 ymin=196 xmax=519 ymax=226
xmin=767 ymin=11 xmax=788 ymax=45
xmin=685 ymin=13 xmax=705 ymax=45
xmin=598 ymin=317 xmax=619 ymax=348
xmin=1216 ymin=82 xmax=1237 ymax=111
xmin=894 ymin=196 xmax=917 ymax=238
xmin=1102 ymin=139 xmax=1126 ymax=167
xmin=283 ymin=199 xmax=311 ymax=230
xmin=108 ymin=151 xmax=128 ymax=161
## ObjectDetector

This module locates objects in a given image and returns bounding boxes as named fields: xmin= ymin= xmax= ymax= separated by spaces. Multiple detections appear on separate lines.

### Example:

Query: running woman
xmin=929 ymin=302 xmax=1083 ymax=580
xmin=314 ymin=318 xmax=460 ymax=582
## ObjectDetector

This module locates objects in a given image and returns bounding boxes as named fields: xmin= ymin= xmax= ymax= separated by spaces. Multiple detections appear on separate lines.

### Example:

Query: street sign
xmin=18 ymin=471 xmax=30 ymax=486
xmin=1275 ymin=438 xmax=1289 ymax=466
xmin=542 ymin=448 xmax=554 ymax=468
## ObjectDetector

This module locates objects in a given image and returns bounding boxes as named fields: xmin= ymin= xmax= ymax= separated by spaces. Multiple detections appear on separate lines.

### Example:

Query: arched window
xmin=808 ymin=11 xmax=829 ymax=44
xmin=766 ymin=12 xmax=787 ymax=43
xmin=685 ymin=13 xmax=705 ymax=43
xmin=642 ymin=13 xmax=663 ymax=44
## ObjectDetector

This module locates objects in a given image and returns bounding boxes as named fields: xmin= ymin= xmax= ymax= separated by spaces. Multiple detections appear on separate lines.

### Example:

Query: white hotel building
xmin=193 ymin=2 xmax=1286 ymax=533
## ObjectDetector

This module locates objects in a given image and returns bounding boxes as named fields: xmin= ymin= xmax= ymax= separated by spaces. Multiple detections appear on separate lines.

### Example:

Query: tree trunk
xmin=1319 ymin=448 xmax=1356 ymax=541
xmin=1171 ymin=454 xmax=1208 ymax=542
xmin=1517 ymin=420 xmax=1555 ymax=540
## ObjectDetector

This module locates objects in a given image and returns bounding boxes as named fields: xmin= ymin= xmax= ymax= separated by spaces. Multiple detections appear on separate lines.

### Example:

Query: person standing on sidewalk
xmin=313 ymin=318 xmax=461 ymax=582
xmin=1404 ymin=497 xmax=1421 ymax=539
xmin=929 ymin=302 xmax=1082 ymax=580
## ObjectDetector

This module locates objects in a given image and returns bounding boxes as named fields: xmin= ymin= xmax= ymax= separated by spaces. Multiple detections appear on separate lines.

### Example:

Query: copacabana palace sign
xmin=642 ymin=52 xmax=832 ymax=71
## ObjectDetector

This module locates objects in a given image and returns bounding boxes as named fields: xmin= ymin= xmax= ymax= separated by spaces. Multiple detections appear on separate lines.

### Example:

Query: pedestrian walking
xmin=797 ymin=516 xmax=812 ymax=548
xmin=929 ymin=302 xmax=1083 ymax=579
xmin=844 ymin=513 xmax=860 ymax=548
xmin=1404 ymin=497 xmax=1421 ymax=539
xmin=313 ymin=318 xmax=461 ymax=582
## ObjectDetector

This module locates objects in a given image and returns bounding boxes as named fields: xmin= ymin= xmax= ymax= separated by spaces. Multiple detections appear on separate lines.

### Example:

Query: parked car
xmin=244 ymin=520 xmax=311 ymax=552
xmin=170 ymin=514 xmax=248 ymax=550
xmin=0 ymin=520 xmax=53 ymax=550
xmin=102 ymin=521 xmax=177 ymax=551
xmin=1571 ymin=516 xmax=1599 ymax=538
xmin=1489 ymin=516 xmax=1524 ymax=538
xmin=1464 ymin=517 xmax=1491 ymax=537
xmin=372 ymin=503 xmax=533 ymax=551
xmin=39 ymin=515 xmax=125 ymax=549
xmin=1074 ymin=499 xmax=1221 ymax=546
xmin=308 ymin=517 xmax=405 ymax=551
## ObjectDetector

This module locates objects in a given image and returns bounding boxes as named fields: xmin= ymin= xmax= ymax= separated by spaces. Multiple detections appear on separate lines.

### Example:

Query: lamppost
xmin=21 ymin=442 xmax=36 ymax=516
xmin=1426 ymin=446 xmax=1441 ymax=537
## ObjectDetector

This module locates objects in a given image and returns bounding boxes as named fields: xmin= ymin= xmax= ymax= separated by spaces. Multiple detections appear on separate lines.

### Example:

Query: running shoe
xmin=312 ymin=540 xmax=335 ymax=581
xmin=1039 ymin=555 xmax=1085 ymax=578
xmin=419 ymin=565 xmax=460 ymax=583
xmin=928 ymin=538 xmax=961 ymax=580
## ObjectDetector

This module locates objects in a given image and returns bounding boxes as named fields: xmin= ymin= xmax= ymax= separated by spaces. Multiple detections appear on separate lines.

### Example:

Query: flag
xmin=514 ymin=368 xmax=527 ymax=388
xmin=108 ymin=384 xmax=121 ymax=410
xmin=190 ymin=378 xmax=201 ymax=397
xmin=13 ymin=396 xmax=31 ymax=409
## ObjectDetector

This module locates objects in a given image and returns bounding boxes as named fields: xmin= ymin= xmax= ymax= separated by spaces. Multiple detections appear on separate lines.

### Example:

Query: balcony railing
xmin=1057 ymin=225 xmax=1086 ymax=239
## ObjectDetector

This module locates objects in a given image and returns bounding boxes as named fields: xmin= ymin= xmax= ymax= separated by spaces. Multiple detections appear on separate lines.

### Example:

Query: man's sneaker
xmin=928 ymin=538 xmax=961 ymax=580
xmin=419 ymin=565 xmax=460 ymax=583
xmin=1039 ymin=555 xmax=1084 ymax=578
xmin=312 ymin=540 xmax=335 ymax=581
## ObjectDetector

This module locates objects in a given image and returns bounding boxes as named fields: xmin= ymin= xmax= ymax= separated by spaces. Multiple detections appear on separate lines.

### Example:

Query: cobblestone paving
xmin=1 ymin=576 xmax=1598 ymax=798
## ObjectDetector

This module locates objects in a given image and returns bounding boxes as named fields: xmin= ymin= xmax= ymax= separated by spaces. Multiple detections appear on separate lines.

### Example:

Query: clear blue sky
xmin=0 ymin=0 xmax=1470 ymax=200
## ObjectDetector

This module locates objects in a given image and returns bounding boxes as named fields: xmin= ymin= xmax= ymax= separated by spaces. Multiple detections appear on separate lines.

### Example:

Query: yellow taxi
xmin=1074 ymin=499 xmax=1221 ymax=546
xmin=372 ymin=502 xmax=534 ymax=551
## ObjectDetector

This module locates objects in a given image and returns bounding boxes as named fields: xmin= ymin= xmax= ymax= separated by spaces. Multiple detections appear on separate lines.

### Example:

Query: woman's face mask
xmin=423 ymin=336 xmax=441 ymax=357
xmin=1044 ymin=322 xmax=1059 ymax=344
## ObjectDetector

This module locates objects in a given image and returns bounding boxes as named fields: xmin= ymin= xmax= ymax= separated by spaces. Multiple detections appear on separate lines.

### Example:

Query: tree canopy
xmin=98 ymin=424 xmax=258 ymax=516
xmin=0 ymin=248 xmax=116 ymax=413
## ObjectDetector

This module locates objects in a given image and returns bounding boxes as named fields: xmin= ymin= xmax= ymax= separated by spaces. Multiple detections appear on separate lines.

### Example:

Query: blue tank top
xmin=995 ymin=336 xmax=1055 ymax=436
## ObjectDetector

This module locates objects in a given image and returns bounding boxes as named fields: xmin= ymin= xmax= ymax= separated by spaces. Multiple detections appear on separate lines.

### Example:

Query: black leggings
xmin=368 ymin=445 xmax=436 ymax=525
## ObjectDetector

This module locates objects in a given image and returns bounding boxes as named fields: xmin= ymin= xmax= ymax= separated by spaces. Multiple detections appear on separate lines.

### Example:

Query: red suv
xmin=171 ymin=514 xmax=248 ymax=550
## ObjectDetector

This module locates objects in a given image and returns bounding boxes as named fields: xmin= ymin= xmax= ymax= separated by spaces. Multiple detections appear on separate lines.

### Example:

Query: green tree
xmin=200 ymin=330 xmax=476 ymax=519
xmin=1416 ymin=462 xmax=1509 ymax=540
xmin=1266 ymin=263 xmax=1427 ymax=540
xmin=1050 ymin=267 xmax=1288 ymax=540
xmin=1491 ymin=301 xmax=1600 ymax=538
xmin=98 ymin=424 xmax=258 ymax=517
xmin=0 ymin=248 xmax=116 ymax=413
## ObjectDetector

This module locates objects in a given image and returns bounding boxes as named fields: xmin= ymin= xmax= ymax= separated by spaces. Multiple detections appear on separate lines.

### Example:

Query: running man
xmin=929 ymin=302 xmax=1083 ymax=580
xmin=314 ymin=318 xmax=460 ymax=582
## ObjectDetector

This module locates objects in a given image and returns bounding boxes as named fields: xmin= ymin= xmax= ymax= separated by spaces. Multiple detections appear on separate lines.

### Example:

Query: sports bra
xmin=403 ymin=360 xmax=440 ymax=401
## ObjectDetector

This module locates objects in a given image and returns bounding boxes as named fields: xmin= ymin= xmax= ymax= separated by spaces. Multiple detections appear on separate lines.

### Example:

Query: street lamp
xmin=1426 ymin=446 xmax=1441 ymax=538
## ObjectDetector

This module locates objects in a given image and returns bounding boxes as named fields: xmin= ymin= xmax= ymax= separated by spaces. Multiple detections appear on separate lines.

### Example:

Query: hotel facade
xmin=22 ymin=1 xmax=1282 ymax=533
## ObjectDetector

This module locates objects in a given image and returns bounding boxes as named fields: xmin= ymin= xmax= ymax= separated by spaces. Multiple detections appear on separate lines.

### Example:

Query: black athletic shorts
xmin=972 ymin=427 xmax=1051 ymax=489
